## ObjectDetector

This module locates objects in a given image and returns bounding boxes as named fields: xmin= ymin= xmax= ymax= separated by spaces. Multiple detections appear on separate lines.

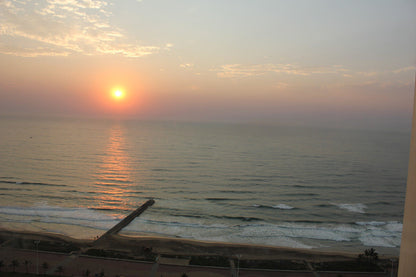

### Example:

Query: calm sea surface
xmin=0 ymin=116 xmax=409 ymax=255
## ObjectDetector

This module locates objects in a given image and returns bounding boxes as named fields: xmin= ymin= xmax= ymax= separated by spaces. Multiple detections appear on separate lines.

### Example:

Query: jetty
xmin=96 ymin=199 xmax=155 ymax=243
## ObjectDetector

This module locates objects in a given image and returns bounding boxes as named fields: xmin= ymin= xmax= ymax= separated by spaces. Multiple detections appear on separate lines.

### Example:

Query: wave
xmin=253 ymin=204 xmax=294 ymax=210
xmin=227 ymin=177 xmax=242 ymax=182
xmin=356 ymin=221 xmax=403 ymax=248
xmin=151 ymin=168 xmax=171 ymax=172
xmin=370 ymin=201 xmax=392 ymax=205
xmin=0 ymin=203 xmax=402 ymax=250
xmin=0 ymin=204 xmax=122 ymax=236
xmin=356 ymin=221 xmax=403 ymax=231
xmin=215 ymin=215 xmax=261 ymax=222
xmin=205 ymin=197 xmax=239 ymax=201
xmin=0 ymin=187 xmax=32 ymax=191
xmin=127 ymin=217 xmax=228 ymax=230
xmin=334 ymin=203 xmax=367 ymax=213
xmin=123 ymin=215 xmax=402 ymax=249
xmin=356 ymin=221 xmax=386 ymax=226
xmin=0 ymin=180 xmax=66 ymax=187
xmin=91 ymin=207 xmax=131 ymax=213
xmin=215 ymin=190 xmax=253 ymax=194
xmin=281 ymin=193 xmax=318 ymax=197
xmin=0 ymin=204 xmax=119 ymax=221
xmin=272 ymin=204 xmax=295 ymax=210
xmin=239 ymin=223 xmax=352 ymax=243
xmin=316 ymin=204 xmax=332 ymax=208
xmin=359 ymin=235 xmax=399 ymax=248
xmin=149 ymin=212 xmax=262 ymax=223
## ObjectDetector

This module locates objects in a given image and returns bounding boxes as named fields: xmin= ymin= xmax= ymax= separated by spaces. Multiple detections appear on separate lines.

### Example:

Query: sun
xmin=112 ymin=89 xmax=124 ymax=100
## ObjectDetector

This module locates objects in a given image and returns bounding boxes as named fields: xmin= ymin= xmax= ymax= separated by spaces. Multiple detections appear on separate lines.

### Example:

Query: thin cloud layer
xmin=214 ymin=63 xmax=415 ymax=88
xmin=214 ymin=64 xmax=350 ymax=79
xmin=0 ymin=0 xmax=167 ymax=57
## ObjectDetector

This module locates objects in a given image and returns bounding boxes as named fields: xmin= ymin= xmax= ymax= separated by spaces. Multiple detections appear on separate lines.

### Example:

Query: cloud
xmin=273 ymin=82 xmax=289 ymax=89
xmin=0 ymin=0 xmax=169 ymax=57
xmin=350 ymin=66 xmax=416 ymax=78
xmin=357 ymin=71 xmax=379 ymax=77
xmin=213 ymin=63 xmax=416 ymax=89
xmin=180 ymin=63 xmax=194 ymax=69
xmin=392 ymin=66 xmax=416 ymax=74
xmin=213 ymin=63 xmax=350 ymax=79
xmin=0 ymin=45 xmax=71 ymax=57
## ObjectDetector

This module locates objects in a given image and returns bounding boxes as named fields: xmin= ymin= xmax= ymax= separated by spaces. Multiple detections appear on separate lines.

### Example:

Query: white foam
xmin=385 ymin=222 xmax=403 ymax=232
xmin=1 ymin=203 xmax=403 ymax=250
xmin=333 ymin=224 xmax=361 ymax=233
xmin=272 ymin=204 xmax=294 ymax=210
xmin=0 ymin=204 xmax=115 ymax=221
xmin=356 ymin=221 xmax=386 ymax=226
xmin=0 ymin=204 xmax=119 ymax=232
xmin=355 ymin=221 xmax=402 ymax=248
xmin=334 ymin=203 xmax=367 ymax=213
xmin=236 ymin=234 xmax=313 ymax=249
xmin=280 ymin=223 xmax=352 ymax=242
xmin=359 ymin=234 xmax=399 ymax=248
xmin=252 ymin=203 xmax=294 ymax=209
xmin=124 ymin=217 xmax=314 ymax=249
xmin=124 ymin=214 xmax=403 ymax=249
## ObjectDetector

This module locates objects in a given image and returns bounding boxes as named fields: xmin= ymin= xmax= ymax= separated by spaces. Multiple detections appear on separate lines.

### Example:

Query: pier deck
xmin=96 ymin=199 xmax=155 ymax=242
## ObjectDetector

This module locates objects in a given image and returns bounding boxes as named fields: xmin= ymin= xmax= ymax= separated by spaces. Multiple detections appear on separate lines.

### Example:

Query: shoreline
xmin=0 ymin=228 xmax=398 ymax=261
xmin=0 ymin=228 xmax=399 ymax=276
xmin=1 ymin=206 xmax=402 ymax=257
xmin=118 ymin=230 xmax=401 ymax=257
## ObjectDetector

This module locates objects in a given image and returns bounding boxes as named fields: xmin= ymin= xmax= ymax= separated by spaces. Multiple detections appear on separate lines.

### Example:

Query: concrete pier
xmin=96 ymin=199 xmax=155 ymax=242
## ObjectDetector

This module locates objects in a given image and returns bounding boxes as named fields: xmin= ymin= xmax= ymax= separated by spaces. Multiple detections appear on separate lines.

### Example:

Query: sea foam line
xmin=333 ymin=203 xmax=367 ymax=213
xmin=253 ymin=204 xmax=294 ymax=210
xmin=0 ymin=204 xmax=119 ymax=222
xmin=0 ymin=203 xmax=403 ymax=249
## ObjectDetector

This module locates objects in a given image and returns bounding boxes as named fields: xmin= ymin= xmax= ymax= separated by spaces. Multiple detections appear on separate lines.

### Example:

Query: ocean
xmin=0 ymin=116 xmax=409 ymax=255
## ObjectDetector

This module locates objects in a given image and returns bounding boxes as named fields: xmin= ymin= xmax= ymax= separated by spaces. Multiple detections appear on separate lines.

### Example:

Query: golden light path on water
xmin=93 ymin=124 xmax=134 ymax=213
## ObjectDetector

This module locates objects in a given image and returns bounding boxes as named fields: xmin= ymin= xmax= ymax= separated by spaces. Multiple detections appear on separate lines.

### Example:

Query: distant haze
xmin=0 ymin=0 xmax=415 ymax=131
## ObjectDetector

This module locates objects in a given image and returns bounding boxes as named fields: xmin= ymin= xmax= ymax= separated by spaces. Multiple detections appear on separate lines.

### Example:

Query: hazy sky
xmin=1 ymin=0 xmax=415 ymax=130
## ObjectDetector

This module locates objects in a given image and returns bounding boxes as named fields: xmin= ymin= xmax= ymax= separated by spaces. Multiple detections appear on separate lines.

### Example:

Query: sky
xmin=0 ymin=0 xmax=415 ymax=130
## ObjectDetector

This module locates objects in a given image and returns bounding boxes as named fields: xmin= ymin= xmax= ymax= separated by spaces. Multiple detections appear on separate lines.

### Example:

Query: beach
xmin=0 ymin=228 xmax=397 ymax=277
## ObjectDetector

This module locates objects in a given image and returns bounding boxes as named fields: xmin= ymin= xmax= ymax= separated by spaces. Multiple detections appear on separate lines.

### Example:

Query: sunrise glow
xmin=112 ymin=89 xmax=124 ymax=100
xmin=0 ymin=1 xmax=413 ymax=129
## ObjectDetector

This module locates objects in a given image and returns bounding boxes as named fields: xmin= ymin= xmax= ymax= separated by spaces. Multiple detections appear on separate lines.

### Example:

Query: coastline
xmin=0 ymin=228 xmax=398 ymax=261
xmin=0 ymin=228 xmax=399 ymax=276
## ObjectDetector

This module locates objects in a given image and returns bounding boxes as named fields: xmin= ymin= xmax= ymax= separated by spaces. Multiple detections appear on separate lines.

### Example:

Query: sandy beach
xmin=0 ymin=228 xmax=397 ymax=276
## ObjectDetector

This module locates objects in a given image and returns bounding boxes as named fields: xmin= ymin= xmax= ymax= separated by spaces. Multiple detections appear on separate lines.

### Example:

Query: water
xmin=0 ymin=116 xmax=409 ymax=255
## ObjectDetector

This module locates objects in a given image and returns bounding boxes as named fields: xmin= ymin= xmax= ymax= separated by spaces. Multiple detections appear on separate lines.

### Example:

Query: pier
xmin=96 ymin=199 xmax=155 ymax=242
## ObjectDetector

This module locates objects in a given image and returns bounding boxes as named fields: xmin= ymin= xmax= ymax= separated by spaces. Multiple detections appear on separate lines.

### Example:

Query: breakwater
xmin=96 ymin=199 xmax=155 ymax=242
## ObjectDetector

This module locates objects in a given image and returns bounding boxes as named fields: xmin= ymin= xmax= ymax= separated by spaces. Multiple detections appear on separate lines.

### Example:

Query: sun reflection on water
xmin=93 ymin=124 xmax=134 ymax=212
